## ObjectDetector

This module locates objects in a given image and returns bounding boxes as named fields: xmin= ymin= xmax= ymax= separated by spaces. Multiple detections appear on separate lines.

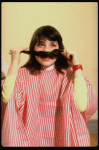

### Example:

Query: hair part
xmin=21 ymin=25 xmax=70 ymax=74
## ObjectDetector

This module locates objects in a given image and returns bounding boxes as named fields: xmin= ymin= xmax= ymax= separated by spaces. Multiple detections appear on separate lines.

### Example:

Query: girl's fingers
xmin=61 ymin=49 xmax=71 ymax=59
xmin=62 ymin=49 xmax=75 ymax=60
xmin=20 ymin=47 xmax=29 ymax=51
xmin=9 ymin=47 xmax=29 ymax=54
xmin=21 ymin=47 xmax=29 ymax=52
xmin=61 ymin=49 xmax=67 ymax=57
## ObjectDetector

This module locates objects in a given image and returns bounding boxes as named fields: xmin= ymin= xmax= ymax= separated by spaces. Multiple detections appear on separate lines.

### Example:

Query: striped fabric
xmin=1 ymin=67 xmax=97 ymax=147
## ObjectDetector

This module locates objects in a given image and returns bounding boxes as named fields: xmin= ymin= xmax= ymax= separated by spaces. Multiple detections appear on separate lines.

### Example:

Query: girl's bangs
xmin=35 ymin=35 xmax=59 ymax=44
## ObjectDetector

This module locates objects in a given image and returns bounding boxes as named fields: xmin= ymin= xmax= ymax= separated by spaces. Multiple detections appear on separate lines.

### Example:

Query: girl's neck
xmin=41 ymin=64 xmax=54 ymax=70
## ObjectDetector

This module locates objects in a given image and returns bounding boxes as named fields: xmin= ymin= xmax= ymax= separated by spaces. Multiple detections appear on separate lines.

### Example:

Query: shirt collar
xmin=45 ymin=64 xmax=55 ymax=70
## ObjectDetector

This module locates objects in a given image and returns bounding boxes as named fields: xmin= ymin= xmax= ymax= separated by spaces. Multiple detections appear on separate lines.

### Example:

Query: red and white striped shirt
xmin=1 ymin=67 xmax=98 ymax=147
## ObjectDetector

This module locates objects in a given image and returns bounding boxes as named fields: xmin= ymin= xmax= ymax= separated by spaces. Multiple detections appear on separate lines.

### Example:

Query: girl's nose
xmin=44 ymin=46 xmax=50 ymax=52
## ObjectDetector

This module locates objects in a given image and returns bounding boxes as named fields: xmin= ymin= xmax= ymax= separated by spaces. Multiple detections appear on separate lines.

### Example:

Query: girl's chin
xmin=40 ymin=62 xmax=55 ymax=70
xmin=41 ymin=61 xmax=55 ymax=67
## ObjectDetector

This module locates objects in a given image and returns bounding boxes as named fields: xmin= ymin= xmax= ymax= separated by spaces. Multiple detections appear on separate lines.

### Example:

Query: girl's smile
xmin=42 ymin=58 xmax=51 ymax=61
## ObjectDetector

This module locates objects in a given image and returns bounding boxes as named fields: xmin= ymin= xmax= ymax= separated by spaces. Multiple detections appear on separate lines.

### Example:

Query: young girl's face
xmin=34 ymin=38 xmax=59 ymax=70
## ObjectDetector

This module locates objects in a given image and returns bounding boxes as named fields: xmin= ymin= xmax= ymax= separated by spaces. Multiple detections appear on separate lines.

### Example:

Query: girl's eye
xmin=37 ymin=43 xmax=44 ymax=47
xmin=51 ymin=44 xmax=57 ymax=47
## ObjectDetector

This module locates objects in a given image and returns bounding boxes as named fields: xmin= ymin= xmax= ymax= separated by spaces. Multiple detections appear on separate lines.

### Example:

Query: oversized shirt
xmin=1 ymin=67 xmax=98 ymax=147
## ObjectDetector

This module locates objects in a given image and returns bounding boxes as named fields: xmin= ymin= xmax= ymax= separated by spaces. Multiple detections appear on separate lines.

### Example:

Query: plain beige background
xmin=1 ymin=2 xmax=98 ymax=119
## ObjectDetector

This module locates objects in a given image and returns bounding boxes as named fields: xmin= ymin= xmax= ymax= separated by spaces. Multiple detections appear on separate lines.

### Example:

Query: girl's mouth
xmin=42 ymin=58 xmax=51 ymax=61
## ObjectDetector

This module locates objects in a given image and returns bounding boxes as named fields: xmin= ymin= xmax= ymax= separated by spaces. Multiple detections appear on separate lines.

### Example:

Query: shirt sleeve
xmin=81 ymin=77 xmax=98 ymax=122
xmin=2 ymin=75 xmax=17 ymax=103
xmin=73 ymin=76 xmax=88 ymax=112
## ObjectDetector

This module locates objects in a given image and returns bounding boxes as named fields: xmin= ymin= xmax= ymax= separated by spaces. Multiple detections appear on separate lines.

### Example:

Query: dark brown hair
xmin=21 ymin=25 xmax=70 ymax=74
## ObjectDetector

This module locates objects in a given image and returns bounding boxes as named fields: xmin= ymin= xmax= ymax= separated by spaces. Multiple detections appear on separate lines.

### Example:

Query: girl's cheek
xmin=35 ymin=56 xmax=40 ymax=62
xmin=34 ymin=45 xmax=44 ymax=51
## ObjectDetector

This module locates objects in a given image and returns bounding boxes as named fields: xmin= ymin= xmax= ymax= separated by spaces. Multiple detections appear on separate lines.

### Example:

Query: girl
xmin=2 ymin=25 xmax=97 ymax=147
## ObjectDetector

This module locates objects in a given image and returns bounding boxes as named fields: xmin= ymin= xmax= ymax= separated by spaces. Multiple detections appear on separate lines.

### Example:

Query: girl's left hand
xmin=61 ymin=49 xmax=80 ymax=67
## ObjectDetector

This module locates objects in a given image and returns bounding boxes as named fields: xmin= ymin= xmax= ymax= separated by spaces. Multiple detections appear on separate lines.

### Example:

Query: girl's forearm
xmin=73 ymin=69 xmax=88 ymax=112
xmin=7 ymin=60 xmax=19 ymax=76
xmin=67 ymin=52 xmax=88 ymax=112
xmin=2 ymin=60 xmax=19 ymax=104
xmin=2 ymin=75 xmax=17 ymax=104
xmin=74 ymin=68 xmax=82 ymax=78
xmin=2 ymin=55 xmax=19 ymax=103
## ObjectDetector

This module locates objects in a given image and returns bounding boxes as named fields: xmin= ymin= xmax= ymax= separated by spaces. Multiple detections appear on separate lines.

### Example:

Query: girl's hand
xmin=9 ymin=47 xmax=28 ymax=64
xmin=61 ymin=49 xmax=80 ymax=67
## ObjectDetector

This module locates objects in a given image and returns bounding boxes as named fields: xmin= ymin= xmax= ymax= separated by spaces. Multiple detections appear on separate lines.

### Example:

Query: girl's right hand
xmin=9 ymin=47 xmax=28 ymax=64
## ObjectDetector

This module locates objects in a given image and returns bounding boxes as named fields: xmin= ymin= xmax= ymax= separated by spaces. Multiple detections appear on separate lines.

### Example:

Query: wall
xmin=1 ymin=2 xmax=98 ymax=119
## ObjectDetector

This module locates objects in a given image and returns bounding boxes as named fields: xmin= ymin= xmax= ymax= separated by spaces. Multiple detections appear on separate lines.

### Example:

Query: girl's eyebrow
xmin=37 ymin=39 xmax=46 ymax=43
xmin=35 ymin=41 xmax=45 ymax=45
xmin=51 ymin=41 xmax=58 ymax=44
